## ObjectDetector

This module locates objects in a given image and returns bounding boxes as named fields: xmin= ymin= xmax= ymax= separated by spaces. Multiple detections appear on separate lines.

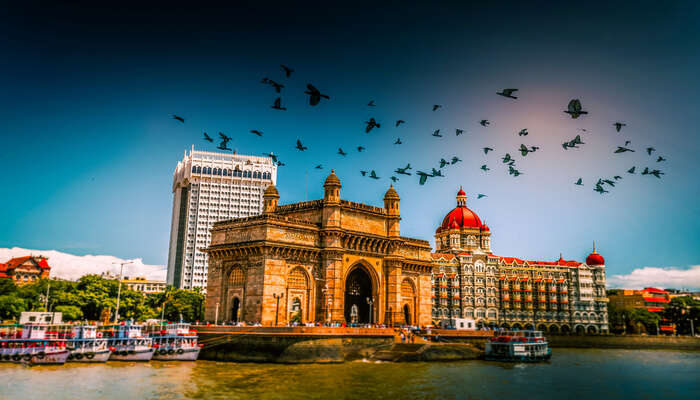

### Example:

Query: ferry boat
xmin=102 ymin=323 xmax=154 ymax=361
xmin=66 ymin=325 xmax=112 ymax=362
xmin=148 ymin=323 xmax=202 ymax=361
xmin=485 ymin=330 xmax=551 ymax=362
xmin=0 ymin=324 xmax=70 ymax=365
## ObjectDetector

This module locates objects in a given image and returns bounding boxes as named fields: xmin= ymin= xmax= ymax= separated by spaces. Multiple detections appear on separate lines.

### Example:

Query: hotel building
xmin=166 ymin=147 xmax=277 ymax=290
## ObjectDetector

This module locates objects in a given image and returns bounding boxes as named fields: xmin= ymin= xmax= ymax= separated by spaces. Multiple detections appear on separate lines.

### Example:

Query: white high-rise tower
xmin=166 ymin=146 xmax=277 ymax=290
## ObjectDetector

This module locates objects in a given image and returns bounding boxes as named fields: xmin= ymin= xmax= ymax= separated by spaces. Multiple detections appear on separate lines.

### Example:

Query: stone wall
xmin=547 ymin=335 xmax=700 ymax=350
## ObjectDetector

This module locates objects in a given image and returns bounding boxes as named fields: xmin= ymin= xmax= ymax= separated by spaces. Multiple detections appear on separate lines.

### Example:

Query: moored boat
xmin=67 ymin=325 xmax=111 ymax=362
xmin=484 ymin=330 xmax=551 ymax=362
xmin=0 ymin=324 xmax=70 ymax=365
xmin=149 ymin=323 xmax=202 ymax=361
xmin=103 ymin=323 xmax=154 ymax=361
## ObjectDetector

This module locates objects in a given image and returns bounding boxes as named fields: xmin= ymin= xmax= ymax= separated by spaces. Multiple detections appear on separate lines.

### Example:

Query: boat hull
xmin=109 ymin=348 xmax=154 ymax=362
xmin=68 ymin=349 xmax=112 ymax=363
xmin=152 ymin=347 xmax=200 ymax=361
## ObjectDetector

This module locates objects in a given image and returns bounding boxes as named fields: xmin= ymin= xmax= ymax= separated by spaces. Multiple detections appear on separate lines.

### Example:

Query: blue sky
xmin=1 ymin=2 xmax=699 ymax=285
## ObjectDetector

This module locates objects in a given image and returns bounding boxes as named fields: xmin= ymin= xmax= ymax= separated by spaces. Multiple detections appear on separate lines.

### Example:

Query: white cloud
xmin=0 ymin=247 xmax=166 ymax=282
xmin=608 ymin=265 xmax=700 ymax=291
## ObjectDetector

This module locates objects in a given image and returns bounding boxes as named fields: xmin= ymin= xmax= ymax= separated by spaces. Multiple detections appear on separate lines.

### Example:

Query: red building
xmin=0 ymin=256 xmax=51 ymax=285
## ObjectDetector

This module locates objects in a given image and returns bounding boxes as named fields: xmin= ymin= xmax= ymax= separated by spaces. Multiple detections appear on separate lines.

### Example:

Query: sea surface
xmin=0 ymin=349 xmax=698 ymax=400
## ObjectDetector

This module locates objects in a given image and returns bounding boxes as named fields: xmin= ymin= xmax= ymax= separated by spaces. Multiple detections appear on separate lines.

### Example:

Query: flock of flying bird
xmin=172 ymin=65 xmax=668 ymax=198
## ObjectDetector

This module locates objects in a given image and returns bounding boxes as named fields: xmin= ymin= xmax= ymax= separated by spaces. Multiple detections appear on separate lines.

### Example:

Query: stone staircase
xmin=370 ymin=343 xmax=429 ymax=362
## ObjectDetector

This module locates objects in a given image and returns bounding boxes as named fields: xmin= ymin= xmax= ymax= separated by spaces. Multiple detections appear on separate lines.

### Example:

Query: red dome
xmin=586 ymin=252 xmax=604 ymax=265
xmin=482 ymin=225 xmax=490 ymax=232
xmin=457 ymin=188 xmax=466 ymax=196
xmin=440 ymin=205 xmax=483 ymax=231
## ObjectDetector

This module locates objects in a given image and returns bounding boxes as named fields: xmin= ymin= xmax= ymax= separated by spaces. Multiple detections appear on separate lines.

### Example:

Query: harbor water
xmin=0 ymin=349 xmax=698 ymax=399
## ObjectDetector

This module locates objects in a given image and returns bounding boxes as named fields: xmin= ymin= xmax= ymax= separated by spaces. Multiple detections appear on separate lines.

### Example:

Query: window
xmin=288 ymin=268 xmax=308 ymax=289
xmin=228 ymin=267 xmax=245 ymax=287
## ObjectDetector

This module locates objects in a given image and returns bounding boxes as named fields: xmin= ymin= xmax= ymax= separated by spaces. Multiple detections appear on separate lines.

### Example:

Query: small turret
xmin=263 ymin=185 xmax=279 ymax=213
xmin=323 ymin=170 xmax=341 ymax=203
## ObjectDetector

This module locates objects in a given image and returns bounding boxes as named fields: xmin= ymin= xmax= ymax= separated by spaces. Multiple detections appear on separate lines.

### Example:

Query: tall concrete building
xmin=166 ymin=147 xmax=277 ymax=290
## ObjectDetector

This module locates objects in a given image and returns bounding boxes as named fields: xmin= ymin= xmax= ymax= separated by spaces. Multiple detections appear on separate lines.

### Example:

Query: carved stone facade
xmin=204 ymin=171 xmax=433 ymax=326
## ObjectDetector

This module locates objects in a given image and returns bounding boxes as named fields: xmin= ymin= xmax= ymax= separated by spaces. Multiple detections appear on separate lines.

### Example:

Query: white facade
xmin=166 ymin=147 xmax=277 ymax=290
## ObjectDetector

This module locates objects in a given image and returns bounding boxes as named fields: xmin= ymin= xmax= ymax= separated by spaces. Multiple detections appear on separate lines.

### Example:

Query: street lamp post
xmin=366 ymin=297 xmax=374 ymax=325
xmin=215 ymin=302 xmax=220 ymax=325
xmin=112 ymin=261 xmax=133 ymax=323
xmin=273 ymin=293 xmax=284 ymax=326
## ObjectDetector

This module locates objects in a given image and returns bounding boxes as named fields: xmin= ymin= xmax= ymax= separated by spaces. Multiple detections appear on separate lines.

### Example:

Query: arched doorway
xmin=575 ymin=325 xmax=586 ymax=335
xmin=403 ymin=304 xmax=411 ymax=325
xmin=587 ymin=325 xmax=598 ymax=335
xmin=561 ymin=324 xmax=571 ymax=334
xmin=537 ymin=324 xmax=547 ymax=332
xmin=401 ymin=278 xmax=415 ymax=326
xmin=345 ymin=267 xmax=373 ymax=324
xmin=549 ymin=325 xmax=560 ymax=334
xmin=231 ymin=297 xmax=240 ymax=323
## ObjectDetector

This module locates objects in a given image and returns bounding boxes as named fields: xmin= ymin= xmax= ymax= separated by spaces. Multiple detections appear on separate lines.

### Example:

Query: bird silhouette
xmin=396 ymin=120 xmax=405 ymax=127
xmin=369 ymin=170 xmax=380 ymax=179
xmin=250 ymin=130 xmax=263 ymax=137
xmin=394 ymin=138 xmax=402 ymax=145
xmin=564 ymin=99 xmax=588 ymax=118
xmin=219 ymin=132 xmax=232 ymax=143
xmin=269 ymin=80 xmax=284 ymax=93
xmin=614 ymin=122 xmax=626 ymax=132
xmin=614 ymin=175 xmax=622 ymax=180
xmin=439 ymin=159 xmax=449 ymax=168
xmin=573 ymin=135 xmax=584 ymax=145
xmin=432 ymin=104 xmax=441 ymax=111
xmin=481 ymin=165 xmax=490 ymax=172
xmin=603 ymin=179 xmax=615 ymax=186
xmin=431 ymin=168 xmax=444 ymax=177
xmin=575 ymin=178 xmax=583 ymax=186
xmin=295 ymin=139 xmax=307 ymax=151
xmin=594 ymin=184 xmax=609 ymax=194
xmin=315 ymin=165 xmax=323 ymax=169
xmin=519 ymin=144 xmax=531 ymax=156
xmin=502 ymin=153 xmax=513 ymax=163
xmin=262 ymin=152 xmax=278 ymax=163
xmin=627 ymin=167 xmax=636 ymax=174
xmin=173 ymin=115 xmax=185 ymax=123
xmin=338 ymin=148 xmax=347 ymax=156
xmin=217 ymin=141 xmax=232 ymax=152
xmin=390 ymin=176 xmax=398 ymax=182
xmin=456 ymin=129 xmax=464 ymax=136
xmin=625 ymin=140 xmax=631 ymax=146
xmin=280 ymin=64 xmax=294 ymax=78
xmin=432 ymin=129 xmax=442 ymax=137
xmin=416 ymin=171 xmax=432 ymax=185
xmin=480 ymin=119 xmax=490 ymax=127
xmin=365 ymin=118 xmax=381 ymax=133
xmin=271 ymin=97 xmax=287 ymax=110
xmin=646 ymin=147 xmax=655 ymax=155
xmin=203 ymin=132 xmax=213 ymax=142
xmin=395 ymin=164 xmax=412 ymax=175
xmin=367 ymin=100 xmax=376 ymax=107
xmin=614 ymin=146 xmax=635 ymax=153
xmin=360 ymin=170 xmax=367 ymax=176
xmin=496 ymin=88 xmax=518 ymax=99
xmin=650 ymin=169 xmax=664 ymax=178
xmin=304 ymin=84 xmax=330 ymax=106
xmin=357 ymin=146 xmax=365 ymax=152
xmin=451 ymin=156 xmax=461 ymax=164
xmin=277 ymin=161 xmax=286 ymax=167
xmin=642 ymin=167 xmax=650 ymax=175
xmin=483 ymin=147 xmax=493 ymax=154
xmin=657 ymin=156 xmax=666 ymax=162
xmin=477 ymin=194 xmax=488 ymax=199
xmin=518 ymin=129 xmax=528 ymax=136
xmin=530 ymin=146 xmax=540 ymax=152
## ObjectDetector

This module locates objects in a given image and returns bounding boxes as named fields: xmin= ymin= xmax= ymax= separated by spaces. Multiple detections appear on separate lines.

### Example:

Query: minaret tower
xmin=384 ymin=184 xmax=401 ymax=237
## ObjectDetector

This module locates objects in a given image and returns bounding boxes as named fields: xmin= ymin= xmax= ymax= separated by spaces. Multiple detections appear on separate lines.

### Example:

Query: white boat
xmin=485 ymin=330 xmax=551 ymax=362
xmin=149 ymin=323 xmax=202 ymax=361
xmin=103 ymin=324 xmax=154 ymax=361
xmin=0 ymin=324 xmax=70 ymax=365
xmin=67 ymin=325 xmax=111 ymax=363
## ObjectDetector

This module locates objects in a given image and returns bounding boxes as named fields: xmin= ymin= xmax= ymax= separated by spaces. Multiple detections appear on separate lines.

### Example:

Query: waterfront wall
xmin=547 ymin=335 xmax=700 ymax=350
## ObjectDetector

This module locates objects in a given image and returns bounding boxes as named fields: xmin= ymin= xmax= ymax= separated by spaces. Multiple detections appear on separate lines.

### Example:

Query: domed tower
xmin=323 ymin=169 xmax=341 ymax=204
xmin=263 ymin=184 xmax=279 ymax=214
xmin=434 ymin=187 xmax=490 ymax=252
xmin=586 ymin=241 xmax=605 ymax=266
xmin=384 ymin=185 xmax=400 ymax=237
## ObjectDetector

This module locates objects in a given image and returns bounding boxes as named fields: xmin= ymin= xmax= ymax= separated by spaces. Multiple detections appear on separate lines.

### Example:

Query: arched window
xmin=288 ymin=267 xmax=308 ymax=289
xmin=228 ymin=267 xmax=245 ymax=287
xmin=192 ymin=166 xmax=197 ymax=173
xmin=401 ymin=279 xmax=415 ymax=299
xmin=196 ymin=166 xmax=202 ymax=173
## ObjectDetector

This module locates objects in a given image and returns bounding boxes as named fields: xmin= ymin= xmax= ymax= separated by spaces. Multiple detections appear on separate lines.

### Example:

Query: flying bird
xmin=625 ymin=140 xmax=631 ymax=146
xmin=390 ymin=176 xmax=398 ymax=182
xmin=496 ymin=88 xmax=518 ymax=99
xmin=304 ymin=84 xmax=330 ymax=106
xmin=250 ymin=130 xmax=263 ymax=137
xmin=627 ymin=167 xmax=636 ymax=174
xmin=262 ymin=152 xmax=278 ymax=163
xmin=295 ymin=139 xmax=307 ymax=151
xmin=646 ymin=147 xmax=655 ymax=155
xmin=360 ymin=170 xmax=367 ymax=176
xmin=603 ymin=179 xmax=616 ymax=187
xmin=483 ymin=147 xmax=493 ymax=154
xmin=480 ymin=119 xmax=490 ymax=127
xmin=395 ymin=164 xmax=412 ymax=175
xmin=614 ymin=146 xmax=635 ymax=153
xmin=217 ymin=141 xmax=232 ymax=152
xmin=396 ymin=120 xmax=405 ymax=127
xmin=280 ymin=64 xmax=294 ymax=78
xmin=357 ymin=146 xmax=365 ymax=152
xmin=315 ymin=165 xmax=323 ymax=169
xmin=338 ymin=148 xmax=347 ymax=156
xmin=530 ymin=146 xmax=540 ymax=152
xmin=518 ymin=129 xmax=528 ymax=136
xmin=481 ymin=165 xmax=490 ymax=172
xmin=369 ymin=170 xmax=380 ymax=179
xmin=575 ymin=178 xmax=583 ymax=186
xmin=642 ymin=167 xmax=650 ymax=175
xmin=657 ymin=156 xmax=666 ymax=162
xmin=431 ymin=168 xmax=444 ymax=177
xmin=439 ymin=158 xmax=449 ymax=168
xmin=173 ymin=115 xmax=185 ymax=123
xmin=456 ymin=128 xmax=464 ymax=136
xmin=203 ymin=132 xmax=213 ymax=142
xmin=594 ymin=184 xmax=609 ymax=194
xmin=416 ymin=171 xmax=432 ymax=185
xmin=502 ymin=153 xmax=513 ymax=163
xmin=277 ymin=161 xmax=286 ymax=167
xmin=271 ymin=97 xmax=287 ymax=110
xmin=365 ymin=118 xmax=381 ymax=133
xmin=432 ymin=129 xmax=442 ymax=137
xmin=269 ymin=80 xmax=284 ymax=93
xmin=367 ymin=100 xmax=376 ymax=107
xmin=613 ymin=175 xmax=622 ymax=180
xmin=219 ymin=132 xmax=232 ymax=143
xmin=432 ymin=104 xmax=441 ymax=111
xmin=394 ymin=138 xmax=402 ymax=145
xmin=451 ymin=156 xmax=461 ymax=164
xmin=564 ymin=99 xmax=588 ymax=118
xmin=650 ymin=169 xmax=664 ymax=178
xmin=614 ymin=122 xmax=626 ymax=132
xmin=519 ymin=144 xmax=531 ymax=156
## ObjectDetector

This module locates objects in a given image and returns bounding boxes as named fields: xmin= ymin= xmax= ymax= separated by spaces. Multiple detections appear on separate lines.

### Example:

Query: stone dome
xmin=264 ymin=185 xmax=279 ymax=197
xmin=324 ymin=169 xmax=341 ymax=187
xmin=384 ymin=184 xmax=399 ymax=200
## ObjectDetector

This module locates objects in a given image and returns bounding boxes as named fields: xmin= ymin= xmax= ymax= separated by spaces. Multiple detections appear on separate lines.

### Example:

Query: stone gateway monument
xmin=204 ymin=171 xmax=433 ymax=326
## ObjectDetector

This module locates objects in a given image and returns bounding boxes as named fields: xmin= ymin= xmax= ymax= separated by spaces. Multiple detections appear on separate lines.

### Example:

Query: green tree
xmin=54 ymin=305 xmax=83 ymax=321
xmin=664 ymin=297 xmax=700 ymax=335
xmin=0 ymin=294 xmax=27 ymax=320
xmin=0 ymin=278 xmax=17 ymax=296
